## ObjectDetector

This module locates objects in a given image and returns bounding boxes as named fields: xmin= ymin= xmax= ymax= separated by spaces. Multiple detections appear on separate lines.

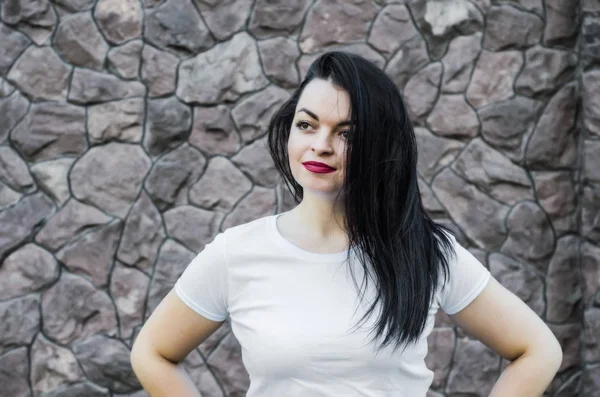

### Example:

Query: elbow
xmin=544 ymin=330 xmax=564 ymax=371
xmin=130 ymin=334 xmax=150 ymax=376
xmin=129 ymin=334 xmax=176 ymax=374
xmin=549 ymin=338 xmax=564 ymax=372
xmin=526 ymin=332 xmax=563 ymax=373
xmin=130 ymin=340 xmax=142 ymax=375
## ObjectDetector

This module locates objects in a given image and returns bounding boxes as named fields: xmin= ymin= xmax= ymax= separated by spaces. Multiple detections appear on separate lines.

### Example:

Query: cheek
xmin=286 ymin=136 xmax=296 ymax=162
xmin=286 ymin=134 xmax=301 ymax=173
xmin=287 ymin=131 xmax=305 ymax=159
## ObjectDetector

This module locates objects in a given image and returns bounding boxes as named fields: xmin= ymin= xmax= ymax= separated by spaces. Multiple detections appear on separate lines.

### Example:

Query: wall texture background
xmin=0 ymin=0 xmax=598 ymax=396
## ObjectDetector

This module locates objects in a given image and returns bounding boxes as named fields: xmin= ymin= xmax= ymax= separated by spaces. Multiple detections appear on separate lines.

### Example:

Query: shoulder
xmin=220 ymin=214 xmax=274 ymax=242
xmin=435 ymin=232 xmax=492 ymax=314
xmin=434 ymin=227 xmax=459 ymax=264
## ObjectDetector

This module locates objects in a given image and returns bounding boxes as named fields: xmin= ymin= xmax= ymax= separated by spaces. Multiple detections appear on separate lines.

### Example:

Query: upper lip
xmin=302 ymin=161 xmax=336 ymax=170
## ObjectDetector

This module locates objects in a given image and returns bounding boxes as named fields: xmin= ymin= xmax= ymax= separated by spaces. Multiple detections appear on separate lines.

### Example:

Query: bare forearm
xmin=131 ymin=349 xmax=201 ymax=397
xmin=489 ymin=349 xmax=562 ymax=397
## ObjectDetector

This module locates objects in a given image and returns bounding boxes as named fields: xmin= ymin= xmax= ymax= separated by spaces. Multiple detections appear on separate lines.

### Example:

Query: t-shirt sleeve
xmin=174 ymin=232 xmax=229 ymax=322
xmin=438 ymin=234 xmax=491 ymax=315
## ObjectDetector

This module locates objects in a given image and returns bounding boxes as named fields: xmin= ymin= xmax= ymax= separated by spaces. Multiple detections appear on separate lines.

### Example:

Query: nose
xmin=310 ymin=128 xmax=334 ymax=154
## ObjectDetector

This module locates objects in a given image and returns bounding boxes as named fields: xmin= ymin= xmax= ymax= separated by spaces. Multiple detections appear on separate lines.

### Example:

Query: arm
xmin=450 ymin=276 xmax=563 ymax=397
xmin=130 ymin=289 xmax=225 ymax=397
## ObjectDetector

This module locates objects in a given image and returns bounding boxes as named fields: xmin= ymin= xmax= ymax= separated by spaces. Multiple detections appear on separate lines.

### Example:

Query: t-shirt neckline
xmin=270 ymin=213 xmax=351 ymax=262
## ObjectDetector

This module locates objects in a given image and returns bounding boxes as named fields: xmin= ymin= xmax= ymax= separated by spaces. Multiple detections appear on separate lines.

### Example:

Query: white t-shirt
xmin=174 ymin=213 xmax=491 ymax=397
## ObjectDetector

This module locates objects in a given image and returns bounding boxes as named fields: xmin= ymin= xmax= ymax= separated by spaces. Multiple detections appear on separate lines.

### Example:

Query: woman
xmin=131 ymin=52 xmax=563 ymax=396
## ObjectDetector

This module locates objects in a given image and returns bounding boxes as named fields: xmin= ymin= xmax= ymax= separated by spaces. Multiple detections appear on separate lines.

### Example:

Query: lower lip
xmin=303 ymin=164 xmax=336 ymax=173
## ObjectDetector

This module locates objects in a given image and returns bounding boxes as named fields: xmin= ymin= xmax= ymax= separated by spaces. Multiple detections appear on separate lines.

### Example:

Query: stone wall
xmin=0 ymin=0 xmax=597 ymax=396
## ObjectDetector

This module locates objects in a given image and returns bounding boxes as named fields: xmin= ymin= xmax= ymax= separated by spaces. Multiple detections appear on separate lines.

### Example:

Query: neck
xmin=289 ymin=191 xmax=347 ymax=240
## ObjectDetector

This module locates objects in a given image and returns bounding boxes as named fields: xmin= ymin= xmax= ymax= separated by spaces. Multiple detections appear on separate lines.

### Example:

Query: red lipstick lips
xmin=302 ymin=161 xmax=336 ymax=174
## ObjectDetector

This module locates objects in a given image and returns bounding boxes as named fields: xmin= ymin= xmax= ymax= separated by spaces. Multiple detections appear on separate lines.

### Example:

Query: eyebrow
xmin=297 ymin=107 xmax=352 ymax=127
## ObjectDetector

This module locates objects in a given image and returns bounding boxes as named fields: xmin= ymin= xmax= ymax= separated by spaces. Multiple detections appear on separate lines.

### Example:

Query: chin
xmin=292 ymin=168 xmax=343 ymax=195
xmin=299 ymin=182 xmax=343 ymax=198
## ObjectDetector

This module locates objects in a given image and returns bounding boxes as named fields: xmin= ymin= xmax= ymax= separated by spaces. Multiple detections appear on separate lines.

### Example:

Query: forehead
xmin=295 ymin=79 xmax=351 ymax=121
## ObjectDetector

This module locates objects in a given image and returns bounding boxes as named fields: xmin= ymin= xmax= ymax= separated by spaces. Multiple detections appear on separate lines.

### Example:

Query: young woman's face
xmin=288 ymin=78 xmax=351 ymax=197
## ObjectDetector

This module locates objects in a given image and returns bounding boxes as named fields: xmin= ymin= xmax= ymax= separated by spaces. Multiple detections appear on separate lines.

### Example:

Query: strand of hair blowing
xmin=267 ymin=52 xmax=455 ymax=354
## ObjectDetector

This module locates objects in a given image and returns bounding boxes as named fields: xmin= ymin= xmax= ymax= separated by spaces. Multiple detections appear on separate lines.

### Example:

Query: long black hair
xmin=267 ymin=51 xmax=455 ymax=353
